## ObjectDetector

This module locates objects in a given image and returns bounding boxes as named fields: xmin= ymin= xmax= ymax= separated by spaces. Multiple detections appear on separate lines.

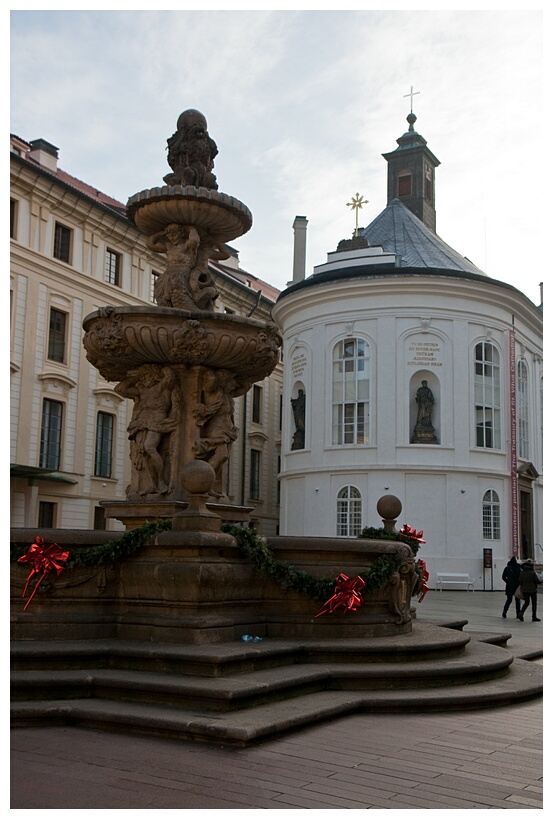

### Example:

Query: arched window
xmin=332 ymin=338 xmax=370 ymax=445
xmin=517 ymin=360 xmax=529 ymax=460
xmin=474 ymin=341 xmax=501 ymax=449
xmin=336 ymin=485 xmax=362 ymax=537
xmin=482 ymin=489 xmax=501 ymax=540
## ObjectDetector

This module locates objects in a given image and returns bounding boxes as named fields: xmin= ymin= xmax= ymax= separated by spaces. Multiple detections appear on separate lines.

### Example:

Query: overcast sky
xmin=10 ymin=7 xmax=543 ymax=304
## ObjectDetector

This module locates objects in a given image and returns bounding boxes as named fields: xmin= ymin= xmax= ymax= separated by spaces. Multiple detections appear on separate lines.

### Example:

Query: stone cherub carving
xmin=115 ymin=364 xmax=181 ymax=497
xmin=148 ymin=224 xmax=227 ymax=311
xmin=164 ymin=109 xmax=219 ymax=190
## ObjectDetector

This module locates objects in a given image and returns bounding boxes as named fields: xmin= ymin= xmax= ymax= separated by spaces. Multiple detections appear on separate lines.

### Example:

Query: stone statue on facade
xmin=291 ymin=388 xmax=306 ymax=450
xmin=411 ymin=380 xmax=437 ymax=444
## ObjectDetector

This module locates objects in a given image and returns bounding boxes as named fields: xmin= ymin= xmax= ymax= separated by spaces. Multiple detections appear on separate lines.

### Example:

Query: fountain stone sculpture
xmin=83 ymin=110 xmax=282 ymax=528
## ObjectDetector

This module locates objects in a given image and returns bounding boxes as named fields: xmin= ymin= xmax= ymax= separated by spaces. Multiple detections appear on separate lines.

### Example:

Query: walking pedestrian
xmin=518 ymin=558 xmax=542 ymax=622
xmin=501 ymin=556 xmax=521 ymax=618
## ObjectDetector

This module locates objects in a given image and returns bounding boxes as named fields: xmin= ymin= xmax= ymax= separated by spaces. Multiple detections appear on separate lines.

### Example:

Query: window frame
xmin=105 ymin=248 xmax=121 ymax=286
xmin=39 ymin=398 xmax=63 ymax=470
xmin=53 ymin=222 xmax=72 ymax=264
xmin=332 ymin=337 xmax=370 ymax=446
xmin=94 ymin=411 xmax=114 ymax=478
xmin=249 ymin=448 xmax=261 ymax=500
xmin=474 ymin=341 xmax=501 ymax=450
xmin=336 ymin=485 xmax=362 ymax=537
xmin=482 ymin=489 xmax=501 ymax=540
xmin=517 ymin=359 xmax=529 ymax=460
xmin=47 ymin=307 xmax=68 ymax=363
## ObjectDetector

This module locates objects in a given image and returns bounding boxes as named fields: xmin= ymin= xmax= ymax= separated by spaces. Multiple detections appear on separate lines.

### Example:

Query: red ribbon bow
xmin=400 ymin=523 xmax=426 ymax=544
xmin=18 ymin=536 xmax=69 ymax=610
xmin=316 ymin=573 xmax=365 ymax=617
xmin=415 ymin=558 xmax=429 ymax=602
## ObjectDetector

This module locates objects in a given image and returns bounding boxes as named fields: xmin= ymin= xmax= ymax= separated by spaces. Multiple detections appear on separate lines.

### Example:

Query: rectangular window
xmin=53 ymin=222 xmax=72 ymax=263
xmin=105 ymin=249 xmax=121 ymax=286
xmin=252 ymin=384 xmax=262 ymax=423
xmin=47 ymin=308 xmax=67 ymax=363
xmin=94 ymin=412 xmax=114 ymax=478
xmin=38 ymin=501 xmax=56 ymax=528
xmin=39 ymin=399 xmax=63 ymax=470
xmin=93 ymin=506 xmax=106 ymax=530
xmin=398 ymin=174 xmax=412 ymax=197
xmin=150 ymin=271 xmax=160 ymax=302
xmin=10 ymin=199 xmax=17 ymax=239
xmin=250 ymin=449 xmax=261 ymax=500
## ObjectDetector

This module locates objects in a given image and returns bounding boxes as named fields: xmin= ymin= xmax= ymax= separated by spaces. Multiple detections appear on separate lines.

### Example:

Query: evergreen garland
xmin=10 ymin=519 xmax=172 ymax=567
xmin=222 ymin=523 xmax=415 ymax=601
xmin=11 ymin=519 xmax=421 ymax=603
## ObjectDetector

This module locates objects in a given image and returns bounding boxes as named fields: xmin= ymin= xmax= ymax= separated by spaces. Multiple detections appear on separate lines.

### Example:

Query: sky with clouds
xmin=10 ymin=8 xmax=543 ymax=304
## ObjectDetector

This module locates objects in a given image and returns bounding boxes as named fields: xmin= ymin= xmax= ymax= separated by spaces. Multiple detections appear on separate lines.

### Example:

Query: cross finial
xmin=346 ymin=193 xmax=368 ymax=237
xmin=403 ymin=85 xmax=420 ymax=113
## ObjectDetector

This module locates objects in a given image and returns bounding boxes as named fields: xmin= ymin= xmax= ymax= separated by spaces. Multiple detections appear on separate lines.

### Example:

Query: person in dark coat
xmin=501 ymin=556 xmax=521 ymax=618
xmin=518 ymin=559 xmax=542 ymax=622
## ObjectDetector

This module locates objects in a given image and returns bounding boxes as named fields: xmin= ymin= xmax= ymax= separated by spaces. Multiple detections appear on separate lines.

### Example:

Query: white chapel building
xmin=273 ymin=112 xmax=543 ymax=589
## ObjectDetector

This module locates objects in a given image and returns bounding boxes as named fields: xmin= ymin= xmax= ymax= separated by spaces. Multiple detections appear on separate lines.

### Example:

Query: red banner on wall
xmin=509 ymin=329 xmax=518 ymax=557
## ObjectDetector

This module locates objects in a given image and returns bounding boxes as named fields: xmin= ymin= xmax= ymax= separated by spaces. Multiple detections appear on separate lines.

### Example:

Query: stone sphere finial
xmin=377 ymin=494 xmax=402 ymax=532
xmin=181 ymin=460 xmax=216 ymax=496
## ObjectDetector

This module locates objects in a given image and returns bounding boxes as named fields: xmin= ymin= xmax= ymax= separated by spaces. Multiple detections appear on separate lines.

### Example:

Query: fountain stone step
xmin=11 ymin=656 xmax=543 ymax=747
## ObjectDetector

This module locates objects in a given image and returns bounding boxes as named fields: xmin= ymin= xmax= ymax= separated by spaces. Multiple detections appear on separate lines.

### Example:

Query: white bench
xmin=436 ymin=572 xmax=475 ymax=591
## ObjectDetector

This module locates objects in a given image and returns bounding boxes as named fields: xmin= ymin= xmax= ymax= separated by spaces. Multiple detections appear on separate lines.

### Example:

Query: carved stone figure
xmin=164 ymin=109 xmax=219 ymax=189
xmin=194 ymin=369 xmax=240 ymax=497
xmin=412 ymin=380 xmax=437 ymax=444
xmin=291 ymin=388 xmax=306 ymax=450
xmin=148 ymin=224 xmax=226 ymax=312
xmin=115 ymin=365 xmax=181 ymax=497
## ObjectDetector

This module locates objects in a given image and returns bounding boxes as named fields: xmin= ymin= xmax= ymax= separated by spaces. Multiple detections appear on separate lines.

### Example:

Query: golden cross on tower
xmin=403 ymin=85 xmax=420 ymax=113
xmin=346 ymin=192 xmax=368 ymax=237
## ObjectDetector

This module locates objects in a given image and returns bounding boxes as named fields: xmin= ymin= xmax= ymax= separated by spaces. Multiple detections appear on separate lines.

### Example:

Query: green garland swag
xmin=11 ymin=519 xmax=421 ymax=603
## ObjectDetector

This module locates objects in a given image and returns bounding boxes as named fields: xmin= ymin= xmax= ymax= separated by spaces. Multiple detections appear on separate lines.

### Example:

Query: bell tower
xmin=382 ymin=107 xmax=440 ymax=233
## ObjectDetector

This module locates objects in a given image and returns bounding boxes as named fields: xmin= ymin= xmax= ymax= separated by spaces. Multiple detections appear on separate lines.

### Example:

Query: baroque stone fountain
xmin=83 ymin=109 xmax=282 ymax=529
xmin=12 ymin=111 xmax=541 ymax=748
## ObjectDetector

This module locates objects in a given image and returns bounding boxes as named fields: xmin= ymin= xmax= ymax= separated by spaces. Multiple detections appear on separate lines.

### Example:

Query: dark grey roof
xmin=362 ymin=198 xmax=484 ymax=276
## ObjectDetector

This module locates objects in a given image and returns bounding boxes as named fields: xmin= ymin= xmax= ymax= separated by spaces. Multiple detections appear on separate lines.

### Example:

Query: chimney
xmin=292 ymin=216 xmax=308 ymax=284
xmin=28 ymin=139 xmax=59 ymax=173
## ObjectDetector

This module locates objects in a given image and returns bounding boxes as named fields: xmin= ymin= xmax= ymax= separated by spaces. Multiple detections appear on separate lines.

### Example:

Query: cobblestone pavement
xmin=11 ymin=591 xmax=544 ymax=811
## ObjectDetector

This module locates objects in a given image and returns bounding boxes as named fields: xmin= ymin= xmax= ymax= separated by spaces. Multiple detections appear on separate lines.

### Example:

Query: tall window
xmin=252 ymin=384 xmax=262 ymax=423
xmin=94 ymin=412 xmax=114 ymax=478
xmin=150 ymin=271 xmax=160 ymax=302
xmin=10 ymin=199 xmax=17 ymax=239
xmin=517 ymin=360 xmax=529 ymax=460
xmin=332 ymin=338 xmax=370 ymax=445
xmin=47 ymin=308 xmax=67 ymax=363
xmin=398 ymin=172 xmax=412 ymax=197
xmin=336 ymin=485 xmax=362 ymax=537
xmin=250 ymin=449 xmax=261 ymax=500
xmin=105 ymin=249 xmax=121 ymax=286
xmin=53 ymin=222 xmax=72 ymax=263
xmin=474 ymin=341 xmax=501 ymax=449
xmin=482 ymin=489 xmax=501 ymax=540
xmin=39 ymin=399 xmax=63 ymax=469
xmin=424 ymin=162 xmax=433 ymax=202
xmin=38 ymin=501 xmax=56 ymax=528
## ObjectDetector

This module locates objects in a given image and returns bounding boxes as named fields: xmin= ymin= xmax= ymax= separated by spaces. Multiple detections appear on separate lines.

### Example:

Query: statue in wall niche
xmin=148 ymin=224 xmax=221 ymax=311
xmin=291 ymin=388 xmax=306 ymax=450
xmin=194 ymin=368 xmax=241 ymax=498
xmin=411 ymin=380 xmax=438 ymax=444
xmin=164 ymin=109 xmax=219 ymax=189
xmin=115 ymin=364 xmax=181 ymax=497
